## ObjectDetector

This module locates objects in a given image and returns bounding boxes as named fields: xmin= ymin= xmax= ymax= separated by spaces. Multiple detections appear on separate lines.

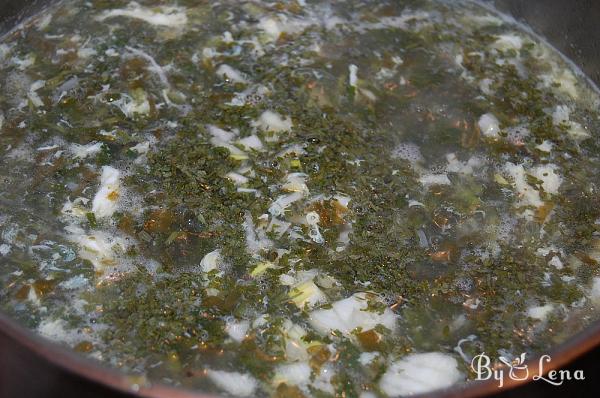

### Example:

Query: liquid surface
xmin=1 ymin=0 xmax=600 ymax=396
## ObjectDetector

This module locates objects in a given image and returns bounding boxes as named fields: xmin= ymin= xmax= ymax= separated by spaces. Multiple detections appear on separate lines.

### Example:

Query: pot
xmin=1 ymin=1 xmax=599 ymax=397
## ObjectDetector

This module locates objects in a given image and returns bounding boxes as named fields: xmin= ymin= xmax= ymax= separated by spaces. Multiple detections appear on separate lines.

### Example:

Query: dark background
xmin=492 ymin=0 xmax=600 ymax=85
xmin=491 ymin=353 xmax=598 ymax=397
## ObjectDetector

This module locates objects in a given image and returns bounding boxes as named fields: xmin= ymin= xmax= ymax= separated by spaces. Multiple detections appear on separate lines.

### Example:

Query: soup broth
xmin=1 ymin=0 xmax=600 ymax=396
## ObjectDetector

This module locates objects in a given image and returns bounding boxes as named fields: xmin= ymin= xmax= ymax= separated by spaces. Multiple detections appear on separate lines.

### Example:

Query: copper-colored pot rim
xmin=0 ymin=312 xmax=216 ymax=398
xmin=2 ymin=310 xmax=600 ymax=398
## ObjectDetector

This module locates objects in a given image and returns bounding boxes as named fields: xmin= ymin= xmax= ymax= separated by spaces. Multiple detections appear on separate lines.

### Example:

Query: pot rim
xmin=2 ymin=311 xmax=600 ymax=398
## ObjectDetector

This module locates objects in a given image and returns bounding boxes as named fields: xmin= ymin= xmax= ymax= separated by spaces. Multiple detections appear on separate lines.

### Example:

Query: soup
xmin=1 ymin=0 xmax=600 ymax=396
